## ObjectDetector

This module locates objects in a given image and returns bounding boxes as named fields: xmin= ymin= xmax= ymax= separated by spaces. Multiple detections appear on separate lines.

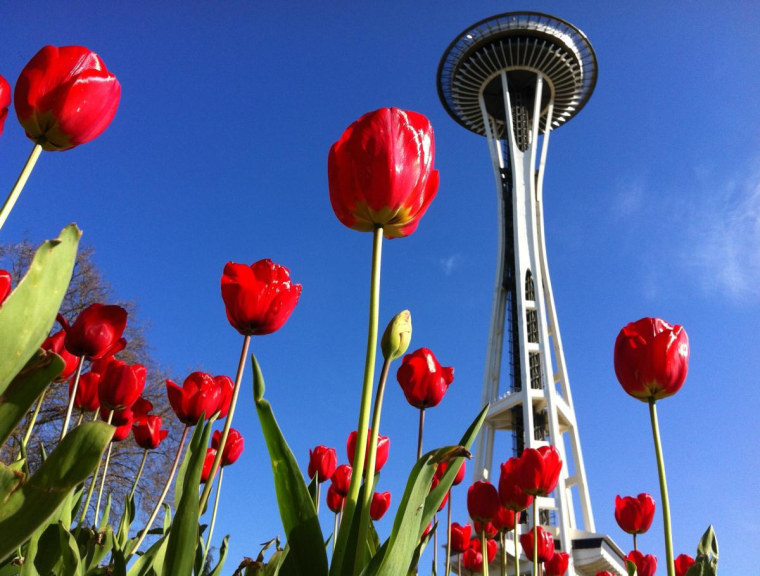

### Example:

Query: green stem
xmin=445 ymin=495 xmax=452 ymax=576
xmin=199 ymin=334 xmax=251 ymax=511
xmin=532 ymin=501 xmax=537 ymax=576
xmin=514 ymin=523 xmax=520 ymax=576
xmin=417 ymin=408 xmax=425 ymax=461
xmin=481 ymin=528 xmax=489 ymax=576
xmin=60 ymin=356 xmax=85 ymax=441
xmin=19 ymin=388 xmax=48 ymax=460
xmin=333 ymin=513 xmax=339 ymax=554
xmin=649 ymin=398 xmax=675 ymax=576
xmin=95 ymin=442 xmax=113 ymax=526
xmin=633 ymin=532 xmax=637 ymax=553
xmin=201 ymin=467 xmax=224 ymax=571
xmin=75 ymin=411 xmax=84 ymax=428
xmin=0 ymin=143 xmax=43 ymax=233
xmin=337 ymin=226 xmax=383 ymax=575
xmin=128 ymin=425 xmax=190 ymax=559
xmin=500 ymin=531 xmax=506 ymax=576
xmin=130 ymin=449 xmax=149 ymax=499
xmin=75 ymin=409 xmax=113 ymax=531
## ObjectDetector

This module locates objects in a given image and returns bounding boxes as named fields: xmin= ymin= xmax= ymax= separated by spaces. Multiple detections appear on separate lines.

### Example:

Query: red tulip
xmin=545 ymin=551 xmax=570 ymax=576
xmin=201 ymin=448 xmax=217 ymax=484
xmin=435 ymin=459 xmax=466 ymax=485
xmin=449 ymin=523 xmax=471 ymax=554
xmin=42 ymin=330 xmax=79 ymax=382
xmin=0 ymin=270 xmax=11 ymax=306
xmin=0 ymin=76 xmax=10 ymax=136
xmin=492 ymin=506 xmax=516 ymax=533
xmin=98 ymin=359 xmax=146 ymax=411
xmin=430 ymin=476 xmax=449 ymax=511
xmin=216 ymin=375 xmax=234 ymax=418
xmin=212 ymin=428 xmax=244 ymax=466
xmin=166 ymin=371 xmax=225 ymax=426
xmin=467 ymin=480 xmax=500 ymax=522
xmin=61 ymin=303 xmax=127 ymax=360
xmin=331 ymin=464 xmax=352 ymax=496
xmin=675 ymin=553 xmax=695 ymax=576
xmin=369 ymin=491 xmax=391 ymax=521
xmin=396 ymin=347 xmax=454 ymax=409
xmin=111 ymin=418 xmax=133 ymax=442
xmin=326 ymin=483 xmax=345 ymax=513
xmin=614 ymin=317 xmax=689 ymax=402
xmin=499 ymin=456 xmax=534 ymax=511
xmin=615 ymin=493 xmax=655 ymax=535
xmin=520 ymin=526 xmax=555 ymax=563
xmin=473 ymin=520 xmax=497 ymax=539
xmin=14 ymin=45 xmax=120 ymax=151
xmin=517 ymin=446 xmax=562 ymax=497
xmin=69 ymin=371 xmax=100 ymax=412
xmin=463 ymin=537 xmax=497 ymax=571
xmin=133 ymin=415 xmax=168 ymax=450
xmin=308 ymin=445 xmax=337 ymax=483
xmin=347 ymin=429 xmax=389 ymax=473
xmin=328 ymin=107 xmax=440 ymax=239
xmin=626 ymin=550 xmax=657 ymax=576
xmin=221 ymin=259 xmax=302 ymax=336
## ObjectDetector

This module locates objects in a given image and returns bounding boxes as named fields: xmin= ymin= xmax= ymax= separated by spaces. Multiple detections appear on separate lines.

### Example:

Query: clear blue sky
xmin=1 ymin=2 xmax=758 ymax=574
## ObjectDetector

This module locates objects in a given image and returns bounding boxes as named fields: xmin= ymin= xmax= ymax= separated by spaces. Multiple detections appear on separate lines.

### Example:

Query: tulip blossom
xmin=626 ymin=550 xmax=657 ymax=576
xmin=467 ymin=480 xmax=500 ymax=523
xmin=473 ymin=520 xmax=498 ymax=539
xmin=98 ymin=359 xmax=146 ymax=411
xmin=328 ymin=107 xmax=440 ymax=239
xmin=0 ymin=270 xmax=12 ymax=306
xmin=61 ymin=303 xmax=127 ymax=360
xmin=545 ymin=551 xmax=570 ymax=576
xmin=42 ymin=330 xmax=79 ymax=382
xmin=674 ymin=553 xmax=695 ymax=576
xmin=520 ymin=526 xmax=555 ymax=563
xmin=111 ymin=418 xmax=134 ymax=442
xmin=463 ymin=537 xmax=497 ymax=571
xmin=221 ymin=259 xmax=302 ymax=336
xmin=435 ymin=459 xmax=466 ymax=485
xmin=14 ymin=45 xmax=120 ymax=151
xmin=166 ymin=371 xmax=226 ymax=426
xmin=615 ymin=493 xmax=655 ymax=535
xmin=449 ymin=523 xmax=472 ymax=553
xmin=369 ymin=491 xmax=391 ymax=521
xmin=0 ymin=76 xmax=10 ymax=136
xmin=326 ymin=483 xmax=345 ymax=513
xmin=396 ymin=347 xmax=454 ymax=409
xmin=308 ymin=445 xmax=337 ymax=483
xmin=133 ymin=415 xmax=168 ymax=450
xmin=216 ymin=375 xmax=234 ymax=418
xmin=614 ymin=317 xmax=689 ymax=402
xmin=201 ymin=448 xmax=218 ymax=484
xmin=498 ymin=456 xmax=534 ymax=512
xmin=491 ymin=506 xmax=516 ymax=533
xmin=69 ymin=371 xmax=100 ymax=412
xmin=331 ymin=464 xmax=352 ymax=496
xmin=212 ymin=428 xmax=244 ymax=466
xmin=517 ymin=445 xmax=562 ymax=497
xmin=347 ymin=429 xmax=389 ymax=473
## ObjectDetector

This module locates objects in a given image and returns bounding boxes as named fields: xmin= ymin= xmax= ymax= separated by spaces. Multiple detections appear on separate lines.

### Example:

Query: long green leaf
xmin=34 ymin=522 xmax=83 ymax=576
xmin=126 ymin=534 xmax=168 ymax=576
xmin=0 ymin=421 xmax=113 ymax=563
xmin=253 ymin=354 xmax=328 ymax=576
xmin=0 ymin=350 xmax=63 ymax=446
xmin=0 ymin=224 xmax=80 ymax=396
xmin=208 ymin=535 xmax=230 ymax=576
xmin=162 ymin=419 xmax=211 ymax=576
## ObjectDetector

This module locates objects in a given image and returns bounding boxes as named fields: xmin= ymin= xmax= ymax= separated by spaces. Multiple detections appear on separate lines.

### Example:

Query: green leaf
xmin=33 ymin=522 xmax=83 ymax=576
xmin=626 ymin=558 xmax=637 ymax=576
xmin=116 ymin=491 xmax=136 ymax=550
xmin=0 ymin=421 xmax=113 ymax=563
xmin=252 ymin=354 xmax=328 ymax=576
xmin=0 ymin=224 xmax=80 ymax=396
xmin=162 ymin=419 xmax=212 ymax=576
xmin=126 ymin=534 xmax=168 ymax=576
xmin=83 ymin=525 xmax=114 ymax=573
xmin=0 ymin=350 xmax=63 ymax=446
xmin=208 ymin=535 xmax=229 ymax=576
xmin=697 ymin=525 xmax=718 ymax=560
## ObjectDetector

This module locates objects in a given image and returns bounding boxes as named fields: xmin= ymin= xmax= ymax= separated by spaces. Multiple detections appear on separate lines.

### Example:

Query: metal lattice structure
xmin=437 ymin=12 xmax=625 ymax=576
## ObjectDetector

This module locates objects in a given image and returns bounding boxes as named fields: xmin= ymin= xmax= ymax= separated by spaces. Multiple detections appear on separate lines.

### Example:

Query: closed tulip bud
xmin=396 ymin=347 xmax=454 ymax=409
xmin=615 ymin=493 xmax=656 ymax=535
xmin=166 ymin=371 xmax=225 ymax=426
xmin=520 ymin=526 xmax=555 ymax=563
xmin=201 ymin=448 xmax=217 ymax=484
xmin=614 ymin=317 xmax=689 ymax=402
xmin=111 ymin=418 xmax=133 ymax=442
xmin=308 ymin=445 xmax=337 ymax=483
xmin=42 ymin=330 xmax=79 ymax=382
xmin=221 ymin=260 xmax=302 ymax=336
xmin=463 ymin=537 xmax=498 ymax=571
xmin=216 ymin=375 xmax=234 ymax=418
xmin=0 ymin=270 xmax=11 ymax=305
xmin=498 ymin=456 xmax=533 ymax=512
xmin=492 ymin=506 xmax=516 ymax=533
xmin=467 ymin=480 xmax=500 ymax=523
xmin=0 ymin=76 xmax=10 ymax=137
xmin=14 ymin=45 xmax=120 ymax=151
xmin=212 ymin=429 xmax=244 ymax=466
xmin=331 ymin=464 xmax=352 ymax=496
xmin=626 ymin=550 xmax=657 ymax=576
xmin=329 ymin=107 xmax=440 ymax=238
xmin=449 ymin=523 xmax=471 ymax=554
xmin=62 ymin=303 xmax=127 ymax=360
xmin=98 ymin=359 xmax=146 ymax=411
xmin=369 ymin=491 xmax=391 ymax=521
xmin=347 ymin=429 xmax=389 ymax=473
xmin=326 ymin=483 xmax=345 ymax=513
xmin=517 ymin=445 xmax=562 ymax=497
xmin=545 ymin=552 xmax=570 ymax=576
xmin=381 ymin=310 xmax=412 ymax=361
xmin=133 ymin=415 xmax=168 ymax=450
xmin=473 ymin=520 xmax=497 ymax=538
xmin=675 ymin=554 xmax=695 ymax=576
xmin=69 ymin=371 xmax=100 ymax=412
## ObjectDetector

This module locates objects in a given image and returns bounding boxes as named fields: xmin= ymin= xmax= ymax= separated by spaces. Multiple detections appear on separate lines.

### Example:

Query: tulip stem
xmin=94 ymin=442 xmax=113 ymax=526
xmin=129 ymin=425 xmax=190 ymax=560
xmin=19 ymin=389 xmax=47 ymax=460
xmin=532 ymin=501 xmax=538 ymax=576
xmin=500 ymin=531 xmax=506 ymax=576
xmin=130 ymin=449 xmax=149 ymax=499
xmin=633 ymin=533 xmax=637 ymax=553
xmin=649 ymin=398 xmax=675 ymax=576
xmin=417 ymin=408 xmax=425 ymax=461
xmin=445 ymin=495 xmax=452 ymax=576
xmin=481 ymin=528 xmax=489 ymax=576
xmin=514 ymin=523 xmax=520 ymax=576
xmin=199 ymin=335 xmax=251 ymax=512
xmin=338 ymin=226 xmax=383 ymax=575
xmin=60 ymin=356 xmax=85 ymax=442
xmin=201 ymin=467 xmax=224 ymax=572
xmin=0 ymin=143 xmax=43 ymax=233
